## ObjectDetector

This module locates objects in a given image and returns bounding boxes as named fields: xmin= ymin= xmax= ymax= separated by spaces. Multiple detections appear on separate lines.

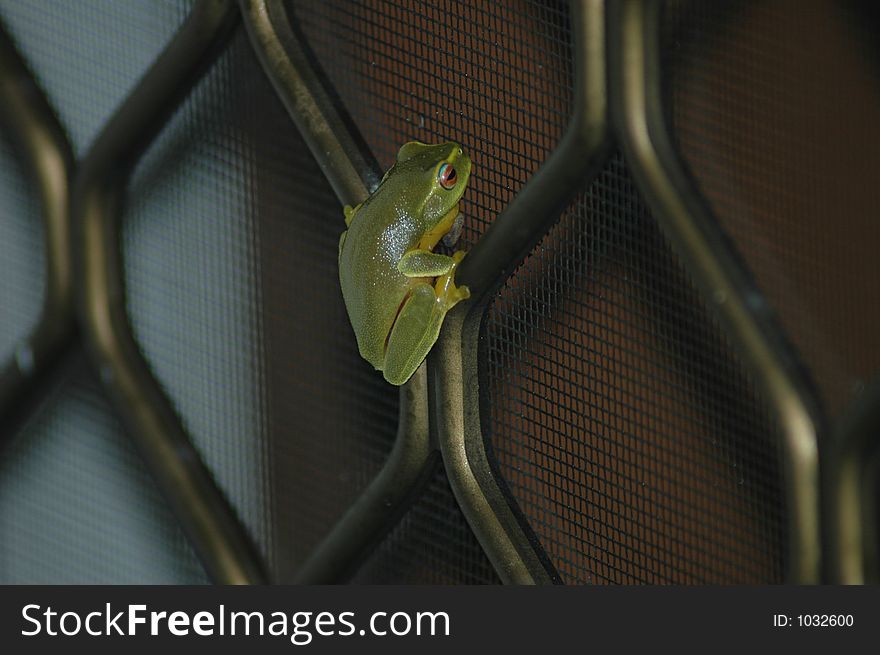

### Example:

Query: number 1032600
xmin=797 ymin=615 xmax=854 ymax=627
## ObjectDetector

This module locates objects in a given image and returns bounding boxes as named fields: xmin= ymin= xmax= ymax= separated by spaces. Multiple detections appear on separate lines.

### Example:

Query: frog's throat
xmin=418 ymin=203 xmax=460 ymax=251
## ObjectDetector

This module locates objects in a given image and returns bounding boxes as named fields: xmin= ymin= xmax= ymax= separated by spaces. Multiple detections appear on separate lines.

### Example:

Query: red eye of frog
xmin=438 ymin=162 xmax=458 ymax=190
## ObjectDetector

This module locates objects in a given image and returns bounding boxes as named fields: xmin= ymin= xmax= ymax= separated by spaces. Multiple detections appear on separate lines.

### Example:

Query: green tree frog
xmin=338 ymin=141 xmax=472 ymax=385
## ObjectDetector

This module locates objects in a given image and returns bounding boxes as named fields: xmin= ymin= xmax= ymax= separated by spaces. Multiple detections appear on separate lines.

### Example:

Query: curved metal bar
xmin=608 ymin=0 xmax=822 ymax=583
xmin=294 ymin=366 xmax=434 ymax=584
xmin=430 ymin=0 xmax=610 ymax=584
xmin=0 ymin=21 xmax=76 ymax=437
xmin=240 ymin=0 xmax=434 ymax=584
xmin=239 ymin=0 xmax=381 ymax=207
xmin=74 ymin=0 xmax=266 ymax=584
xmin=827 ymin=378 xmax=880 ymax=583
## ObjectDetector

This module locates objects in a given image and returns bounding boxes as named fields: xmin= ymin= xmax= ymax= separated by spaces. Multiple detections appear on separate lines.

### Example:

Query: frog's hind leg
xmin=338 ymin=230 xmax=347 ymax=257
xmin=382 ymin=283 xmax=445 ymax=386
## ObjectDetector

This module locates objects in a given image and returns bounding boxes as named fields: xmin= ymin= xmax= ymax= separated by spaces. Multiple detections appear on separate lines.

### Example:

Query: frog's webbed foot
xmin=435 ymin=249 xmax=470 ymax=304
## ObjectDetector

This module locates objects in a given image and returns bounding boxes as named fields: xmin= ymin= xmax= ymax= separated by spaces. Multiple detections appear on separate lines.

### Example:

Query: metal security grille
xmin=484 ymin=152 xmax=786 ymax=583
xmin=0 ymin=0 xmax=208 ymax=584
xmin=666 ymin=0 xmax=880 ymax=419
xmin=0 ymin=0 xmax=875 ymax=585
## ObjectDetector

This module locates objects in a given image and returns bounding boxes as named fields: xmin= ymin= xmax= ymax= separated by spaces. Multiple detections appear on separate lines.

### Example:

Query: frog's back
xmin=338 ymin=188 xmax=420 ymax=369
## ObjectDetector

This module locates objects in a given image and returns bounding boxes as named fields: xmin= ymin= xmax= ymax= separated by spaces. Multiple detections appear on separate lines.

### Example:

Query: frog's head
xmin=393 ymin=141 xmax=471 ymax=229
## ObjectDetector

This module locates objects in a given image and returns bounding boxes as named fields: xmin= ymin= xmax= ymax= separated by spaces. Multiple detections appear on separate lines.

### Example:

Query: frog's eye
xmin=438 ymin=163 xmax=458 ymax=190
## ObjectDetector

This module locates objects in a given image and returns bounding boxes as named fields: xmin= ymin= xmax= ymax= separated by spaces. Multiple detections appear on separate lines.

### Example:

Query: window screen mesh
xmin=352 ymin=462 xmax=499 ymax=584
xmin=483 ymin=152 xmax=787 ymax=584
xmin=0 ymin=360 xmax=206 ymax=583
xmin=0 ymin=0 xmax=826 ymax=584
xmin=666 ymin=0 xmax=880 ymax=419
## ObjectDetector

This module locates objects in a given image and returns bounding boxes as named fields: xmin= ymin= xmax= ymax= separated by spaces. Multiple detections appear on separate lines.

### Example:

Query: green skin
xmin=338 ymin=141 xmax=472 ymax=385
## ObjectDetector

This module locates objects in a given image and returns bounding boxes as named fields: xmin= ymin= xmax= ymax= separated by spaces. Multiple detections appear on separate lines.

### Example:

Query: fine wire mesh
xmin=352 ymin=462 xmax=500 ymax=584
xmin=665 ymin=0 xmax=880 ymax=420
xmin=0 ymin=0 xmax=209 ymax=583
xmin=483 ymin=152 xmax=788 ymax=583
xmin=0 ymin=357 xmax=206 ymax=583
xmin=288 ymin=0 xmax=573 ymax=582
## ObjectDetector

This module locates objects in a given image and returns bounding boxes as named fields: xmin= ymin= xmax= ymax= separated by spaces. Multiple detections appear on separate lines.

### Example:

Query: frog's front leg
xmin=434 ymin=249 xmax=470 ymax=305
xmin=397 ymin=248 xmax=470 ymax=305
xmin=397 ymin=249 xmax=457 ymax=278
